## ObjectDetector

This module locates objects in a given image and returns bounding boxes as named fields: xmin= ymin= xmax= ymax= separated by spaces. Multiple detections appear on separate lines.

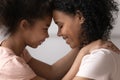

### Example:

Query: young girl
xmin=0 ymin=0 xmax=79 ymax=79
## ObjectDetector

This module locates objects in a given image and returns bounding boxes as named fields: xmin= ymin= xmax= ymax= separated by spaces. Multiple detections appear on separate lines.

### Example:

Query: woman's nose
xmin=57 ymin=28 xmax=67 ymax=37
xmin=57 ymin=30 xmax=61 ymax=36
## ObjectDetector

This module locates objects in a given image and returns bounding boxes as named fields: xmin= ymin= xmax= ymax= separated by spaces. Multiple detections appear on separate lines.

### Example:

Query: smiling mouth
xmin=62 ymin=37 xmax=70 ymax=44
xmin=65 ymin=39 xmax=70 ymax=44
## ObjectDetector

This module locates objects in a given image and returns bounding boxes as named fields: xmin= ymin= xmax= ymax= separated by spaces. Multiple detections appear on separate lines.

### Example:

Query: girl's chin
xmin=31 ymin=46 xmax=38 ymax=48
xmin=30 ymin=44 xmax=39 ymax=48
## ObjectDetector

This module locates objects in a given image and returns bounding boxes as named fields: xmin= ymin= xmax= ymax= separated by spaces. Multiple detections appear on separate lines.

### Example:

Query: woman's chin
xmin=69 ymin=44 xmax=75 ymax=48
xmin=69 ymin=44 xmax=80 ymax=49
xmin=29 ymin=44 xmax=39 ymax=48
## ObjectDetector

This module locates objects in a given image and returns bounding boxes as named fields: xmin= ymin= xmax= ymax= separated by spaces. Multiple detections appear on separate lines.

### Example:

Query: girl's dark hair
xmin=0 ymin=0 xmax=52 ymax=34
xmin=52 ymin=0 xmax=119 ymax=47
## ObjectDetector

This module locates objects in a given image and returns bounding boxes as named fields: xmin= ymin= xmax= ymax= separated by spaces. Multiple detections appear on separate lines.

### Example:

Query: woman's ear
xmin=76 ymin=10 xmax=85 ymax=24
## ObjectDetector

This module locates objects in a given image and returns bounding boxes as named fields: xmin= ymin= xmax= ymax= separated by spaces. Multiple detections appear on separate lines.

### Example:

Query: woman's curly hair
xmin=52 ymin=0 xmax=119 ymax=47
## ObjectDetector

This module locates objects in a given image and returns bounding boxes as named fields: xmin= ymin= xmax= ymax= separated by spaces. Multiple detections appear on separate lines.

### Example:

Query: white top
xmin=76 ymin=48 xmax=120 ymax=80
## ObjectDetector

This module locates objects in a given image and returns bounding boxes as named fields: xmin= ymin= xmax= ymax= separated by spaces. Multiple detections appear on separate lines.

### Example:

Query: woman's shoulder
xmin=90 ymin=48 xmax=119 ymax=57
xmin=82 ymin=48 xmax=120 ymax=66
xmin=79 ymin=48 xmax=120 ymax=79
xmin=82 ymin=48 xmax=118 ymax=65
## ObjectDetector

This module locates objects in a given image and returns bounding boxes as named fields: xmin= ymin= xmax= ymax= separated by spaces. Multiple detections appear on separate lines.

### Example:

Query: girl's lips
xmin=39 ymin=39 xmax=45 ymax=44
xmin=65 ymin=39 xmax=70 ymax=44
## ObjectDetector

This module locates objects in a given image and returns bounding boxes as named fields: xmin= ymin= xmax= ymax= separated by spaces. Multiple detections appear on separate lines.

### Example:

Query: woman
xmin=52 ymin=0 xmax=120 ymax=80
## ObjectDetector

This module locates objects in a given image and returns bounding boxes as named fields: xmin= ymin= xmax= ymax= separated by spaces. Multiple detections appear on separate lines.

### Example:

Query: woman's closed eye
xmin=57 ymin=24 xmax=63 ymax=29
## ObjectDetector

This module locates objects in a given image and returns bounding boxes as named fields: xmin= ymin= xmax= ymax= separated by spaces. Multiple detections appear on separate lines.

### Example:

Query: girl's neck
xmin=1 ymin=35 xmax=26 ymax=56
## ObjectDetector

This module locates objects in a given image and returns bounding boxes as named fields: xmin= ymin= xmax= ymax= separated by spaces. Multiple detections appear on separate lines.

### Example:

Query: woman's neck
xmin=1 ymin=35 xmax=26 ymax=56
